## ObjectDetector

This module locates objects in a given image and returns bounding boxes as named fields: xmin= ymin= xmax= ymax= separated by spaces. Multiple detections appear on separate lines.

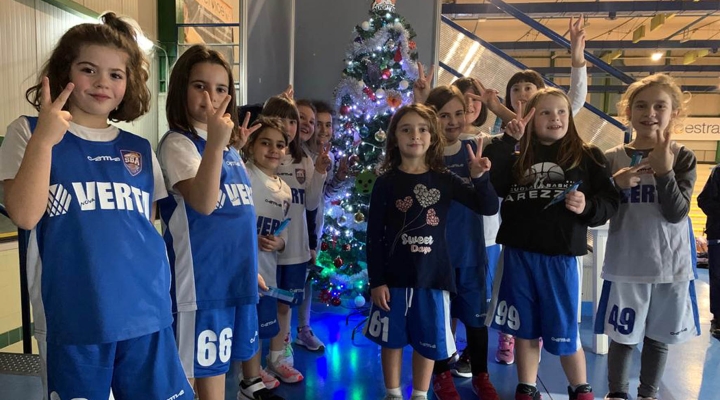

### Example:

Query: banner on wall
xmin=674 ymin=118 xmax=720 ymax=141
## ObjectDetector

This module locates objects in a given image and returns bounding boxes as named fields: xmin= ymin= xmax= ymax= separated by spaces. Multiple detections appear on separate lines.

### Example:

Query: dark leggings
xmin=433 ymin=326 xmax=489 ymax=375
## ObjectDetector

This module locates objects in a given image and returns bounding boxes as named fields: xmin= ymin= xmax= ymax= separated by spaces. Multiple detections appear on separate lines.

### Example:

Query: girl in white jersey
xmin=595 ymin=73 xmax=699 ymax=400
xmin=259 ymin=96 xmax=329 ymax=383
xmin=238 ymin=116 xmax=291 ymax=400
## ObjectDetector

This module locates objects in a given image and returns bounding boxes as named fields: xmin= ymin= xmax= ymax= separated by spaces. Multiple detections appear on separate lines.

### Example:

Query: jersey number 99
xmin=494 ymin=300 xmax=521 ymax=330
xmin=197 ymin=328 xmax=233 ymax=366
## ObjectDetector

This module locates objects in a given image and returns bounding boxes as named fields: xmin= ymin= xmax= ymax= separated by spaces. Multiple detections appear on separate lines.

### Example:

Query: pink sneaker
xmin=265 ymin=355 xmax=303 ymax=384
xmin=495 ymin=333 xmax=515 ymax=365
xmin=295 ymin=325 xmax=325 ymax=351
xmin=260 ymin=369 xmax=280 ymax=390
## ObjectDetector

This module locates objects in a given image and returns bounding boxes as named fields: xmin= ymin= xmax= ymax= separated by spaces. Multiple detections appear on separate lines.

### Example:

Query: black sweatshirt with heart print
xmin=366 ymin=169 xmax=498 ymax=293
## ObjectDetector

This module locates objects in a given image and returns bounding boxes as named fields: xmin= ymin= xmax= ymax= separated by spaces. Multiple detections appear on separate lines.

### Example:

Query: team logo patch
xmin=120 ymin=150 xmax=142 ymax=176
xmin=295 ymin=168 xmax=306 ymax=184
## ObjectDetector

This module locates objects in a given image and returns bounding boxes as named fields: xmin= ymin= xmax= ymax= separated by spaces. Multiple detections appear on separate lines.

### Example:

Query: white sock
xmin=270 ymin=350 xmax=284 ymax=363
xmin=386 ymin=387 xmax=402 ymax=396
xmin=411 ymin=389 xmax=427 ymax=399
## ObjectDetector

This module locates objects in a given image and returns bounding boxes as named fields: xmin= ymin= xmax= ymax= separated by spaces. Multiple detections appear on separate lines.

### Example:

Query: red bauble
xmin=321 ymin=242 xmax=329 ymax=251
xmin=363 ymin=86 xmax=377 ymax=101
xmin=408 ymin=41 xmax=417 ymax=50
xmin=331 ymin=297 xmax=342 ymax=306
xmin=340 ymin=105 xmax=351 ymax=115
xmin=334 ymin=256 xmax=344 ymax=267
xmin=342 ymin=243 xmax=351 ymax=251
xmin=381 ymin=68 xmax=392 ymax=79
xmin=331 ymin=199 xmax=342 ymax=206
xmin=394 ymin=48 xmax=402 ymax=62
xmin=320 ymin=291 xmax=331 ymax=303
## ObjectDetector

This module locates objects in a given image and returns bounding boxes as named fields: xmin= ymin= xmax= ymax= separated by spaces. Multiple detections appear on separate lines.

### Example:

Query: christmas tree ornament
xmin=354 ymin=211 xmax=366 ymax=223
xmin=399 ymin=80 xmax=409 ymax=90
xmin=340 ymin=105 xmax=351 ymax=115
xmin=375 ymin=88 xmax=386 ymax=99
xmin=338 ymin=215 xmax=348 ymax=226
xmin=408 ymin=40 xmax=417 ymax=50
xmin=334 ymin=256 xmax=344 ymax=267
xmin=361 ymin=21 xmax=370 ymax=31
xmin=372 ymin=0 xmax=396 ymax=12
xmin=394 ymin=48 xmax=403 ymax=63
xmin=357 ymin=80 xmax=366 ymax=89
xmin=362 ymin=86 xmax=377 ymax=101
xmin=386 ymin=93 xmax=402 ymax=108
xmin=355 ymin=170 xmax=378 ymax=195
xmin=354 ymin=295 xmax=366 ymax=307
xmin=331 ymin=297 xmax=342 ymax=307
xmin=321 ymin=242 xmax=329 ymax=251
xmin=374 ymin=129 xmax=387 ymax=142
xmin=342 ymin=243 xmax=351 ymax=251
xmin=381 ymin=68 xmax=392 ymax=79
xmin=354 ymin=36 xmax=362 ymax=43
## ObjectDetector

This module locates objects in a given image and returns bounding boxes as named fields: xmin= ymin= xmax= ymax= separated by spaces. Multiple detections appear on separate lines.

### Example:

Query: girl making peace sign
xmin=158 ymin=44 xmax=262 ymax=400
xmin=365 ymin=103 xmax=498 ymax=400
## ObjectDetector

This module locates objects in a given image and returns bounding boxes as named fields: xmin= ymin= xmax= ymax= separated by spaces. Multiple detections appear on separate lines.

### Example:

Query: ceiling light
xmin=651 ymin=52 xmax=664 ymax=61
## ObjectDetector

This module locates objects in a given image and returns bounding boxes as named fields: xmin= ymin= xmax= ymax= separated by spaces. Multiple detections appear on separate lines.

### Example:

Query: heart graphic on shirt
xmin=395 ymin=196 xmax=413 ymax=212
xmin=426 ymin=208 xmax=439 ymax=226
xmin=414 ymin=184 xmax=441 ymax=208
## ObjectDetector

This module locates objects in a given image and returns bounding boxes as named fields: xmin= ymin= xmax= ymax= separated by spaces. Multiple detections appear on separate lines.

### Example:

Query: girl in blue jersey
xmin=0 ymin=13 xmax=193 ymax=400
xmin=597 ymin=74 xmax=699 ymax=400
xmin=258 ymin=96 xmax=329 ymax=384
xmin=238 ymin=116 xmax=291 ymax=400
xmin=484 ymin=88 xmax=619 ymax=400
xmin=365 ymin=103 xmax=498 ymax=400
xmin=158 ymin=44 xmax=261 ymax=400
xmin=424 ymin=85 xmax=499 ymax=400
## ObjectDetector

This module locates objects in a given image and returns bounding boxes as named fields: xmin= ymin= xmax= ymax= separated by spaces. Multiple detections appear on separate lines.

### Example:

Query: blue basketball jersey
xmin=24 ymin=117 xmax=173 ymax=345
xmin=444 ymin=140 xmax=487 ymax=269
xmin=158 ymin=131 xmax=258 ymax=312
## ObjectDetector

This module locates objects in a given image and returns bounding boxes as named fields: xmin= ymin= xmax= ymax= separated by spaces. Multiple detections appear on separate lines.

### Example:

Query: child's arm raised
xmin=173 ymin=93 xmax=238 ymax=215
xmin=3 ymin=78 xmax=74 ymax=229
xmin=568 ymin=15 xmax=588 ymax=116
xmin=305 ymin=143 xmax=330 ymax=211
xmin=650 ymin=128 xmax=697 ymax=223
xmin=449 ymin=137 xmax=500 ymax=215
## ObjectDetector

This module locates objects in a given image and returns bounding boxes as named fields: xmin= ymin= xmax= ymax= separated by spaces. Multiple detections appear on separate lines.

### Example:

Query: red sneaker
xmin=432 ymin=371 xmax=461 ymax=400
xmin=471 ymin=373 xmax=499 ymax=400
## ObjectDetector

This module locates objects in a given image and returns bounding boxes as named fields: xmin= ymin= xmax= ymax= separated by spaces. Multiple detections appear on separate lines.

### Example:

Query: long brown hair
xmin=261 ymin=96 xmax=303 ymax=163
xmin=377 ymin=104 xmax=446 ymax=175
xmin=514 ymin=88 xmax=603 ymax=183
xmin=166 ymin=45 xmax=239 ymax=144
xmin=25 ymin=12 xmax=150 ymax=122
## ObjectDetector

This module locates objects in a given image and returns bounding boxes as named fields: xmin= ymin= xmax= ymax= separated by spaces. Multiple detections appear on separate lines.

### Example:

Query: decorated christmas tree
xmin=313 ymin=0 xmax=419 ymax=308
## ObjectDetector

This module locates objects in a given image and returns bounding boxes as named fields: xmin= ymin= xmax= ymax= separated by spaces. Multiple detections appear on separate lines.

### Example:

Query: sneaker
xmin=496 ymin=334 xmax=515 ymax=365
xmin=449 ymin=350 xmax=460 ymax=364
xmin=432 ymin=371 xmax=461 ymax=400
xmin=295 ymin=325 xmax=325 ymax=351
xmin=265 ymin=355 xmax=303 ymax=384
xmin=238 ymin=377 xmax=285 ymax=400
xmin=711 ymin=319 xmax=720 ymax=340
xmin=604 ymin=393 xmax=628 ymax=400
xmin=568 ymin=384 xmax=593 ymax=400
xmin=515 ymin=384 xmax=541 ymax=400
xmin=471 ymin=373 xmax=499 ymax=400
xmin=450 ymin=348 xmax=471 ymax=378
xmin=382 ymin=394 xmax=403 ymax=400
xmin=260 ymin=369 xmax=280 ymax=390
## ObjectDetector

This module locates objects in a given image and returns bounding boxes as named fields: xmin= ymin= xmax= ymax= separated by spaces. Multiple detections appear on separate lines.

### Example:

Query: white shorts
xmin=594 ymin=280 xmax=700 ymax=345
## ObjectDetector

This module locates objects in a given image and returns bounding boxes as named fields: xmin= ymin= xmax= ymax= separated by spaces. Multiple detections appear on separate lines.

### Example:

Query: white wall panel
xmin=82 ymin=0 xmax=123 ymax=16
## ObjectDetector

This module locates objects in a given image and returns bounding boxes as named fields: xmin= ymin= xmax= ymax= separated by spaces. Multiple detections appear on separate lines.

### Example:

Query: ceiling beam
xmin=442 ymin=2 xmax=720 ymax=18
xmin=533 ymin=66 xmax=720 ymax=75
xmin=488 ymin=40 xmax=720 ymax=51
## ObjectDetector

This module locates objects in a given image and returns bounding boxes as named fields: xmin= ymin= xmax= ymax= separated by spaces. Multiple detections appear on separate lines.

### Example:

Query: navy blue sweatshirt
xmin=367 ymin=169 xmax=499 ymax=293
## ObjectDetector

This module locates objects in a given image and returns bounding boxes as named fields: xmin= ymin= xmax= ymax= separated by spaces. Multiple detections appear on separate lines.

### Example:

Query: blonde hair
xmin=617 ymin=73 xmax=690 ymax=133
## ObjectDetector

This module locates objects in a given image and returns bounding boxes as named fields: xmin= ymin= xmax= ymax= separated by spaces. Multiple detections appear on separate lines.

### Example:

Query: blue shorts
xmin=364 ymin=288 xmax=455 ymax=360
xmin=486 ymin=244 xmax=502 ymax=300
xmin=486 ymin=247 xmax=581 ymax=356
xmin=258 ymin=295 xmax=280 ymax=340
xmin=43 ymin=326 xmax=193 ymax=400
xmin=175 ymin=305 xmax=259 ymax=378
xmin=277 ymin=262 xmax=308 ymax=306
xmin=450 ymin=266 xmax=488 ymax=328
